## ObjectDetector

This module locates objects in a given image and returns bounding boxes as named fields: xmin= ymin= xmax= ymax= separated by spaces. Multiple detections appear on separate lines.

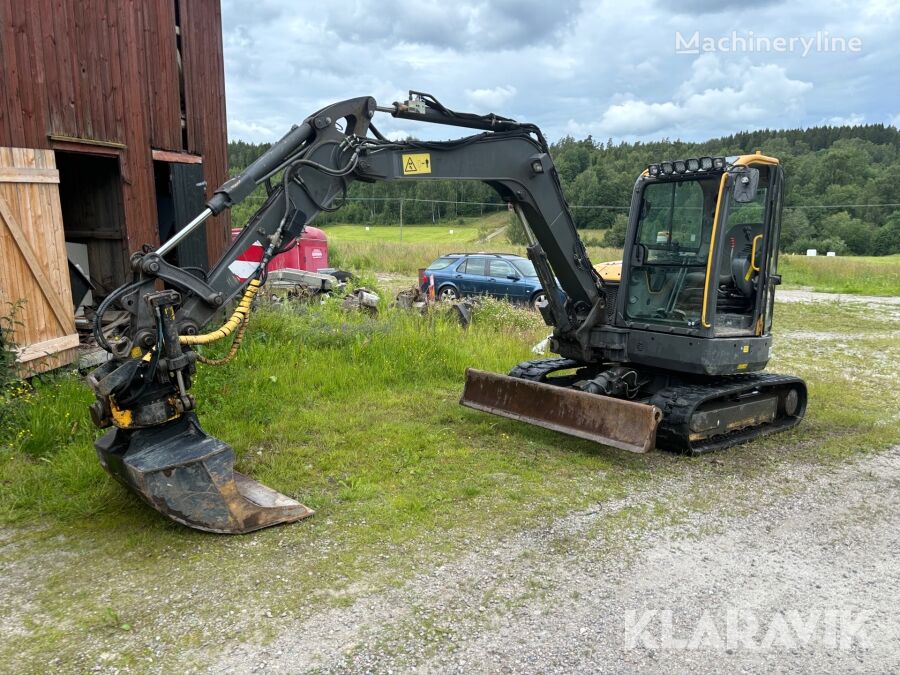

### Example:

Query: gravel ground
xmin=212 ymin=447 xmax=900 ymax=674
xmin=776 ymin=289 xmax=900 ymax=306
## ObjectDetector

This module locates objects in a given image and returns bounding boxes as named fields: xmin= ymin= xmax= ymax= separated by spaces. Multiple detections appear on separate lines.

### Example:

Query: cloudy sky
xmin=220 ymin=0 xmax=900 ymax=144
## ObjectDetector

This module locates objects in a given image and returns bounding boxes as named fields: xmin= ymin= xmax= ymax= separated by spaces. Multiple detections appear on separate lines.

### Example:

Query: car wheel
xmin=531 ymin=291 xmax=548 ymax=310
xmin=438 ymin=285 xmax=460 ymax=302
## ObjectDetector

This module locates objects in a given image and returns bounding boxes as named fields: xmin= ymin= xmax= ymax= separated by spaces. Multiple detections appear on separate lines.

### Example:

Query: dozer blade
xmin=460 ymin=368 xmax=663 ymax=453
xmin=95 ymin=412 xmax=313 ymax=533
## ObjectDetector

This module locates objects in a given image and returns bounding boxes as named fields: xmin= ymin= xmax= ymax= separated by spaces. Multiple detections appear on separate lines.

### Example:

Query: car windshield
xmin=511 ymin=259 xmax=536 ymax=276
xmin=427 ymin=257 xmax=459 ymax=270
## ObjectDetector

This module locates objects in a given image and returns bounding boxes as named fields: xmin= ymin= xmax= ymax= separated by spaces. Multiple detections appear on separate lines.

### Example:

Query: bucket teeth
xmin=460 ymin=368 xmax=662 ymax=453
xmin=95 ymin=413 xmax=313 ymax=533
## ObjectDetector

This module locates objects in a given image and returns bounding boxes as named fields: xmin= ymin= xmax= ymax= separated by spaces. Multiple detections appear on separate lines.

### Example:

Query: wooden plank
xmin=0 ymin=167 xmax=60 ymax=183
xmin=180 ymin=0 xmax=230 ymax=263
xmin=51 ymin=0 xmax=78 ymax=136
xmin=144 ymin=0 xmax=182 ymax=151
xmin=151 ymin=149 xmax=202 ymax=164
xmin=118 ymin=0 xmax=158 ymax=252
xmin=16 ymin=346 xmax=78 ymax=376
xmin=105 ymin=0 xmax=126 ymax=144
xmin=35 ymin=0 xmax=63 ymax=136
xmin=16 ymin=333 xmax=79 ymax=363
xmin=69 ymin=0 xmax=90 ymax=138
xmin=96 ymin=0 xmax=114 ymax=142
xmin=1 ymin=0 xmax=26 ymax=144
xmin=0 ymin=191 xmax=73 ymax=332
xmin=15 ymin=0 xmax=49 ymax=146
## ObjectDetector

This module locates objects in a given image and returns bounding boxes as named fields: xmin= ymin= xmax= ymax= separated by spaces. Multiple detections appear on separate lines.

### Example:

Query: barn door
xmin=0 ymin=148 xmax=78 ymax=374
xmin=170 ymin=162 xmax=209 ymax=270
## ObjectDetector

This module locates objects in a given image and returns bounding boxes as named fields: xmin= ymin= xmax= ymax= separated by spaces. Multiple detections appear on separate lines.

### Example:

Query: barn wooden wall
xmin=0 ymin=0 xmax=229 ymax=263
xmin=0 ymin=148 xmax=78 ymax=374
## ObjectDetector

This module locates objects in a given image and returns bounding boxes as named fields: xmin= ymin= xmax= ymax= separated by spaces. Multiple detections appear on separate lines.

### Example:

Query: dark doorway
xmin=55 ymin=151 xmax=128 ymax=299
xmin=154 ymin=160 xmax=209 ymax=271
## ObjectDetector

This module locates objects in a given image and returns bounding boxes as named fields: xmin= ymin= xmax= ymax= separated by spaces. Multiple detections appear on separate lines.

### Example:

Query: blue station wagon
xmin=420 ymin=253 xmax=563 ymax=309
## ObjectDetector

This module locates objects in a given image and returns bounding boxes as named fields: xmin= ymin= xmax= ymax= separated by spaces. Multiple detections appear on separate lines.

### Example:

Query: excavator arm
xmin=86 ymin=93 xmax=609 ymax=533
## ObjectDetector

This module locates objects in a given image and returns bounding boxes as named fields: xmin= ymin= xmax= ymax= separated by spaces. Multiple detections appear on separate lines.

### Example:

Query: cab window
xmin=635 ymin=179 xmax=710 ymax=265
xmin=625 ymin=177 xmax=720 ymax=328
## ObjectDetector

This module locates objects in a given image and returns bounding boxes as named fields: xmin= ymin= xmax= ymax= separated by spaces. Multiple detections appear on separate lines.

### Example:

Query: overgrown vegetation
xmin=0 ymin=300 xmax=23 ymax=389
xmin=327 ymin=236 xmax=621 ymax=276
xmin=1 ymin=290 xmax=898 ymax=671
xmin=230 ymin=123 xmax=900 ymax=255
xmin=779 ymin=254 xmax=900 ymax=295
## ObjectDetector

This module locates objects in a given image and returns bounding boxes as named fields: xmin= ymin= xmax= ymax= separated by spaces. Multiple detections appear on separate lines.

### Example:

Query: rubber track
xmin=650 ymin=372 xmax=807 ymax=455
xmin=508 ymin=358 xmax=584 ymax=381
xmin=509 ymin=360 xmax=807 ymax=456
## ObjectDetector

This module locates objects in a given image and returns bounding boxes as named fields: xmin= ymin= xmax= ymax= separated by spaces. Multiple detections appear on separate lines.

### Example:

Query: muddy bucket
xmin=95 ymin=412 xmax=313 ymax=533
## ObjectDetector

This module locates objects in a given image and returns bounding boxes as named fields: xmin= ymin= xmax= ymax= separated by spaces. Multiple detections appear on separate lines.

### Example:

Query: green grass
xmin=321 ymin=212 xmax=621 ymax=275
xmin=0 ymin=293 xmax=898 ymax=671
xmin=323 ymin=217 xmax=900 ymax=296
xmin=324 ymin=224 xmax=483 ymax=244
xmin=779 ymin=254 xmax=900 ymax=295
xmin=328 ymin=239 xmax=622 ymax=276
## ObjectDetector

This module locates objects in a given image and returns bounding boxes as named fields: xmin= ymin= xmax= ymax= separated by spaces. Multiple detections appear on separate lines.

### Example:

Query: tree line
xmin=229 ymin=123 xmax=900 ymax=256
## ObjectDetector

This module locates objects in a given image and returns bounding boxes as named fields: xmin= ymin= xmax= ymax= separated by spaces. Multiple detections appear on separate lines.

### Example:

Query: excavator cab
xmin=463 ymin=152 xmax=804 ymax=455
xmin=617 ymin=154 xmax=783 ymax=342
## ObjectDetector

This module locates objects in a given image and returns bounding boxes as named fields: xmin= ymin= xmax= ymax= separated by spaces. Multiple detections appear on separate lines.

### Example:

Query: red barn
xmin=0 ymin=0 xmax=229 ymax=372
xmin=0 ymin=0 xmax=230 ymax=294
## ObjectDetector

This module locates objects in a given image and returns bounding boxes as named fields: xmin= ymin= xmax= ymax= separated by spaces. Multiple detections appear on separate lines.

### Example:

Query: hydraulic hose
xmin=179 ymin=278 xmax=262 ymax=346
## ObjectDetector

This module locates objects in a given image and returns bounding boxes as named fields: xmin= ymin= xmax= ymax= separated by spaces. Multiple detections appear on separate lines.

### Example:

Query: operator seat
xmin=717 ymin=223 xmax=764 ymax=311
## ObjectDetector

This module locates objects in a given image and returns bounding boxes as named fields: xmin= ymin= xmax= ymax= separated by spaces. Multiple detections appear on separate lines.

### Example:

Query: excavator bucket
xmin=94 ymin=413 xmax=313 ymax=533
xmin=460 ymin=368 xmax=663 ymax=453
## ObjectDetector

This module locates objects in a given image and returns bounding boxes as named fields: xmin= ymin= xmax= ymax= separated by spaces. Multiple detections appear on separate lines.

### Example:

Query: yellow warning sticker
xmin=402 ymin=153 xmax=432 ymax=175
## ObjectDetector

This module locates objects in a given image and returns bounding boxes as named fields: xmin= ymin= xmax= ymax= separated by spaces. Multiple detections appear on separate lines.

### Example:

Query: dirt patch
xmin=210 ymin=447 xmax=900 ymax=674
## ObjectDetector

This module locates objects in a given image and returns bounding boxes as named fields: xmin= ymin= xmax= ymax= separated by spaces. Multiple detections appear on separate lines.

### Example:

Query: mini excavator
xmin=87 ymin=93 xmax=806 ymax=533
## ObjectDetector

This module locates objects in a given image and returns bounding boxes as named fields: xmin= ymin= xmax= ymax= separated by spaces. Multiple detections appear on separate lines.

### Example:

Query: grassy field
xmin=779 ymin=254 xmax=900 ymax=295
xmin=323 ymin=224 xmax=481 ymax=244
xmin=1 ymin=289 xmax=899 ymax=670
xmin=322 ymin=218 xmax=900 ymax=295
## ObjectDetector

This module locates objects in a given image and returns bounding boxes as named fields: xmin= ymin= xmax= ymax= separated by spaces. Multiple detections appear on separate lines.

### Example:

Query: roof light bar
xmin=647 ymin=156 xmax=728 ymax=177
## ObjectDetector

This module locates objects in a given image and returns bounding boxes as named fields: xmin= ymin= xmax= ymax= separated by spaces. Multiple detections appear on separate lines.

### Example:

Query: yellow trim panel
xmin=701 ymin=172 xmax=729 ymax=328
xmin=593 ymin=260 xmax=622 ymax=283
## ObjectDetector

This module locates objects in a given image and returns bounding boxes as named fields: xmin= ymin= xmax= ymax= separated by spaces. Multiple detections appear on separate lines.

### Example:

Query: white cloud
xmin=465 ymin=85 xmax=517 ymax=109
xmin=228 ymin=118 xmax=278 ymax=139
xmin=573 ymin=56 xmax=813 ymax=139
xmin=220 ymin=0 xmax=898 ymax=144
xmin=890 ymin=114 xmax=900 ymax=128
xmin=820 ymin=113 xmax=865 ymax=126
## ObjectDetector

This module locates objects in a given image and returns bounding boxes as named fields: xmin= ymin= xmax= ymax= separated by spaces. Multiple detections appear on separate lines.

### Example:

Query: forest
xmin=228 ymin=123 xmax=900 ymax=256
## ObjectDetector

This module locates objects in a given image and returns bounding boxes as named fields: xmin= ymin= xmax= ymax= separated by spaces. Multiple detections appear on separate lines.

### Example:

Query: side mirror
xmin=731 ymin=167 xmax=760 ymax=203
xmin=507 ymin=274 xmax=520 ymax=281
